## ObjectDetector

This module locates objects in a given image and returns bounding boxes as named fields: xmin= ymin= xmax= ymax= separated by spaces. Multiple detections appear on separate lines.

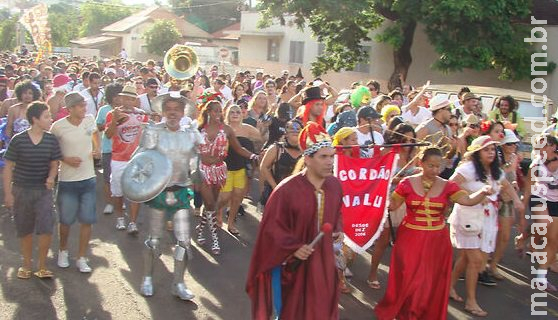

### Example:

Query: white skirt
xmin=449 ymin=203 xmax=499 ymax=253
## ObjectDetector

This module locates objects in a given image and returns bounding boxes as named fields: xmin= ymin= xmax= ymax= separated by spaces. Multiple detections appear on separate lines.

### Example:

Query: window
xmin=267 ymin=39 xmax=279 ymax=62
xmin=353 ymin=46 xmax=370 ymax=73
xmin=289 ymin=41 xmax=304 ymax=64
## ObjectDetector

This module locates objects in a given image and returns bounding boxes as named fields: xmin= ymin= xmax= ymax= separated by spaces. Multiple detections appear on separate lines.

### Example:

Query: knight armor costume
xmin=123 ymin=112 xmax=202 ymax=301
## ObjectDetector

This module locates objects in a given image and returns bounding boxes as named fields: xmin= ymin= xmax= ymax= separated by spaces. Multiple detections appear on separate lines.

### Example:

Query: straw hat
xmin=464 ymin=136 xmax=500 ymax=158
xmin=119 ymin=85 xmax=137 ymax=98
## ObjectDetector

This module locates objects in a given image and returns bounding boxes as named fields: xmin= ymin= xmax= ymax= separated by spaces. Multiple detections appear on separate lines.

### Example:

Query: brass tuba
xmin=164 ymin=44 xmax=199 ymax=80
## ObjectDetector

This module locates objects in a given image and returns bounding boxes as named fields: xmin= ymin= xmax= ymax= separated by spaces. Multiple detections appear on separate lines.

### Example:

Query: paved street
xmin=0 ymin=173 xmax=558 ymax=319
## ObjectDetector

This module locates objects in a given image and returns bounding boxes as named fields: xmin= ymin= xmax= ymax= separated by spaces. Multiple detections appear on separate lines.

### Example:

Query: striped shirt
xmin=4 ymin=130 xmax=62 ymax=188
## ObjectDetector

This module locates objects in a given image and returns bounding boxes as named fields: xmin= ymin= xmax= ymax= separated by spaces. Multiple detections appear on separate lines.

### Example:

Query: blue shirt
xmin=96 ymin=105 xmax=113 ymax=154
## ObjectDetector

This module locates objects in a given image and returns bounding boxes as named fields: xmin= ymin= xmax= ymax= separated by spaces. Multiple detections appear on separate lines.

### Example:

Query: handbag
xmin=457 ymin=205 xmax=485 ymax=235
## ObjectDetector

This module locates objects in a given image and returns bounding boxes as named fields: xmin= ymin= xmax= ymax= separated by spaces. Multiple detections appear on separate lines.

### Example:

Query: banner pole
xmin=335 ymin=142 xmax=430 ymax=150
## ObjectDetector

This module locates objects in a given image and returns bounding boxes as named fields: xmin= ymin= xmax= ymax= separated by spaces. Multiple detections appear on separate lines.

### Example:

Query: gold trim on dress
xmin=450 ymin=190 xmax=468 ymax=202
xmin=392 ymin=191 xmax=404 ymax=201
xmin=402 ymin=221 xmax=446 ymax=231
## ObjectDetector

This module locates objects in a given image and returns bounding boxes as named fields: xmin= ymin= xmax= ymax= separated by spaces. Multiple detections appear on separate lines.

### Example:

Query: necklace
xmin=422 ymin=178 xmax=434 ymax=193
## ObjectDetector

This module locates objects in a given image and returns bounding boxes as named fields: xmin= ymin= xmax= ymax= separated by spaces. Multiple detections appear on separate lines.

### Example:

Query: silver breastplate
xmin=142 ymin=123 xmax=200 ymax=187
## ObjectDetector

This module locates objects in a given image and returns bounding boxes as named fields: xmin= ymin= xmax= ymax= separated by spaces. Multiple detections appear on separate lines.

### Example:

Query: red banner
xmin=335 ymin=149 xmax=398 ymax=253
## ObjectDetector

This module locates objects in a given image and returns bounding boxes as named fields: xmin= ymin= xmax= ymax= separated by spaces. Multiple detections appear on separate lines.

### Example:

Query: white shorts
xmin=110 ymin=160 xmax=128 ymax=197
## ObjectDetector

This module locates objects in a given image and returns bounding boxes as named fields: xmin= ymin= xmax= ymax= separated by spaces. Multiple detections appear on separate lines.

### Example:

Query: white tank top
xmin=532 ymin=158 xmax=558 ymax=202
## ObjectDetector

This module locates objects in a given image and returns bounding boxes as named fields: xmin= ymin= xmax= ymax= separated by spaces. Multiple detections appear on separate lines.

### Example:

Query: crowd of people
xmin=1 ymin=48 xmax=557 ymax=319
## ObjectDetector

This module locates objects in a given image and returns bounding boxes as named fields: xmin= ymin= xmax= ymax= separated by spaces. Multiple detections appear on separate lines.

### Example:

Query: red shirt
xmin=105 ymin=109 xmax=148 ymax=161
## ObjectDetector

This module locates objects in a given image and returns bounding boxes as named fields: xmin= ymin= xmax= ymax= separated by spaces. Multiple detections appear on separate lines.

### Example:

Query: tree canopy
xmin=78 ymin=1 xmax=133 ymax=37
xmin=258 ymin=0 xmax=555 ymax=88
xmin=0 ymin=13 xmax=18 ymax=51
xmin=143 ymin=19 xmax=182 ymax=56
xmin=171 ymin=0 xmax=240 ymax=33
xmin=48 ymin=3 xmax=80 ymax=47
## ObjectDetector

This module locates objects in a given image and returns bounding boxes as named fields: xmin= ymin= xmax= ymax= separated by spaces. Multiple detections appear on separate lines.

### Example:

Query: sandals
xmin=489 ymin=269 xmax=505 ymax=280
xmin=449 ymin=290 xmax=464 ymax=302
xmin=367 ymin=280 xmax=381 ymax=289
xmin=465 ymin=306 xmax=488 ymax=317
xmin=546 ymin=281 xmax=558 ymax=292
xmin=17 ymin=267 xmax=32 ymax=279
xmin=34 ymin=269 xmax=54 ymax=279
xmin=228 ymin=228 xmax=240 ymax=236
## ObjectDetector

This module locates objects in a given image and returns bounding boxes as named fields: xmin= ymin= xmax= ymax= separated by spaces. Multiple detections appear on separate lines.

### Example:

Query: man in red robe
xmin=246 ymin=122 xmax=343 ymax=320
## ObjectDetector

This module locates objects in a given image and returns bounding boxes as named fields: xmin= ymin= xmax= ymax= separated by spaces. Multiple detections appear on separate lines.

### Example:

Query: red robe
xmin=246 ymin=172 xmax=343 ymax=320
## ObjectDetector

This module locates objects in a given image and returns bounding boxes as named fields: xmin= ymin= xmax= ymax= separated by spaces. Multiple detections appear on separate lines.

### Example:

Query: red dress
xmin=375 ymin=178 xmax=466 ymax=320
xmin=246 ymin=172 xmax=343 ymax=320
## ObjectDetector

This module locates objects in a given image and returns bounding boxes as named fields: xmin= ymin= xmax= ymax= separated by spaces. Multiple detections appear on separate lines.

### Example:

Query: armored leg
xmin=171 ymin=209 xmax=194 ymax=300
xmin=141 ymin=208 xmax=165 ymax=297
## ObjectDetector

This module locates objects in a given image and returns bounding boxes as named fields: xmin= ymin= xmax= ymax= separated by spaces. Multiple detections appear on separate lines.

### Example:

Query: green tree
xmin=48 ymin=4 xmax=80 ymax=47
xmin=143 ymin=19 xmax=182 ymax=56
xmin=79 ymin=1 xmax=133 ymax=37
xmin=171 ymin=0 xmax=240 ymax=33
xmin=0 ymin=13 xmax=18 ymax=51
xmin=258 ymin=0 xmax=555 ymax=88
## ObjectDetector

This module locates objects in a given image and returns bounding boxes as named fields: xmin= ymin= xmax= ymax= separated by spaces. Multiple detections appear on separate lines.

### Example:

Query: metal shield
xmin=122 ymin=150 xmax=172 ymax=202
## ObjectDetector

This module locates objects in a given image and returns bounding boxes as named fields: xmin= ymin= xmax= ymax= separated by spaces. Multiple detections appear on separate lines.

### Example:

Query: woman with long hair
xmin=488 ymin=129 xmax=522 ymax=279
xmin=195 ymin=100 xmax=258 ymax=255
xmin=233 ymin=82 xmax=249 ymax=102
xmin=521 ymin=133 xmax=558 ymax=291
xmin=448 ymin=136 xmax=524 ymax=317
xmin=7 ymin=80 xmax=42 ymax=138
xmin=375 ymin=147 xmax=492 ymax=320
xmin=217 ymin=105 xmax=263 ymax=235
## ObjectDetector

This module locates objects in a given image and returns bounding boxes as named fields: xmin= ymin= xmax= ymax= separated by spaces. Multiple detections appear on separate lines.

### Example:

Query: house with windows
xmin=239 ymin=8 xmax=558 ymax=105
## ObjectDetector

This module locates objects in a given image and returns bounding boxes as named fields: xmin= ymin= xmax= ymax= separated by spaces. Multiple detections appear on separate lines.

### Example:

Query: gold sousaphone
xmin=164 ymin=44 xmax=199 ymax=80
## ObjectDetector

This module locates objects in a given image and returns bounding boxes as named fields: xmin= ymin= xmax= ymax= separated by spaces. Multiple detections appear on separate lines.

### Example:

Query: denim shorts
xmin=13 ymin=186 xmax=55 ymax=237
xmin=57 ymin=177 xmax=97 ymax=225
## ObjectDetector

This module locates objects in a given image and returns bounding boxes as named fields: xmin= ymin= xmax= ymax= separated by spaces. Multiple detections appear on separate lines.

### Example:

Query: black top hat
xmin=302 ymin=86 xmax=326 ymax=105
xmin=296 ymin=67 xmax=303 ymax=79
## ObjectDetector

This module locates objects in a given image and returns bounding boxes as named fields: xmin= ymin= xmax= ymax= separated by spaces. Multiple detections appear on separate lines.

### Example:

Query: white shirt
xmin=354 ymin=128 xmax=384 ymax=158
xmin=120 ymin=50 xmax=128 ymax=60
xmin=402 ymin=106 xmax=432 ymax=127
xmin=80 ymin=88 xmax=104 ymax=116
xmin=50 ymin=115 xmax=97 ymax=182
xmin=138 ymin=93 xmax=154 ymax=113
xmin=73 ymin=83 xmax=87 ymax=92
xmin=220 ymin=85 xmax=233 ymax=101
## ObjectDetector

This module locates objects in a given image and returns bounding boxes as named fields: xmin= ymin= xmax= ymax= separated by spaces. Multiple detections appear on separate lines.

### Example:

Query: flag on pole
xmin=18 ymin=3 xmax=52 ymax=61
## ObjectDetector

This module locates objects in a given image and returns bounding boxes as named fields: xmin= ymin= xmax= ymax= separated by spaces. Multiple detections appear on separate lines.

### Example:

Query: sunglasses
xmin=469 ymin=124 xmax=480 ymax=129
xmin=148 ymin=85 xmax=158 ymax=89
xmin=505 ymin=142 xmax=518 ymax=146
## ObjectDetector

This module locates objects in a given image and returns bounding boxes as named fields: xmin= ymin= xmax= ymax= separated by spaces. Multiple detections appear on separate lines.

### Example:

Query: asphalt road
xmin=0 ymin=173 xmax=557 ymax=320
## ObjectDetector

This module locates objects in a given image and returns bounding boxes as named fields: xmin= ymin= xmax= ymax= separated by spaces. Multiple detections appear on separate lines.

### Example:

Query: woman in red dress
xmin=375 ymin=147 xmax=492 ymax=320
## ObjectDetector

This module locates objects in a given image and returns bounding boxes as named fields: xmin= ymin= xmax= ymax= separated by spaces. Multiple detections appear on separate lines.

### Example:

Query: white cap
xmin=501 ymin=129 xmax=520 ymax=144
